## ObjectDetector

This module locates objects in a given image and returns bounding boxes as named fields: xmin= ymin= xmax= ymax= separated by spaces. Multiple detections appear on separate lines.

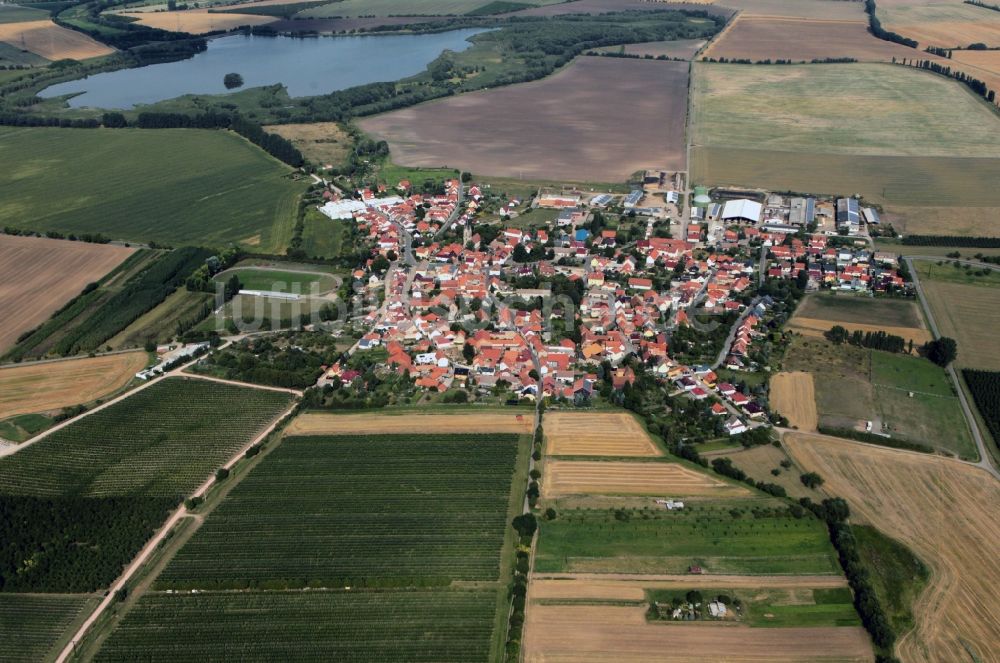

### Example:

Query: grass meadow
xmin=0 ymin=127 xmax=306 ymax=250
xmin=919 ymin=261 xmax=1000 ymax=371
xmin=794 ymin=293 xmax=925 ymax=329
xmin=535 ymin=502 xmax=841 ymax=575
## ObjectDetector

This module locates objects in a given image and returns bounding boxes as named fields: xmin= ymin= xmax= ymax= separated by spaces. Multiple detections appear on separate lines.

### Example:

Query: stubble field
xmin=877 ymin=1 xmax=1000 ymax=48
xmin=120 ymin=8 xmax=275 ymax=32
xmin=286 ymin=409 xmax=534 ymax=435
xmin=0 ymin=235 xmax=135 ymax=353
xmin=0 ymin=351 xmax=147 ymax=421
xmin=360 ymin=57 xmax=689 ymax=182
xmin=544 ymin=411 xmax=661 ymax=456
xmin=542 ymin=460 xmax=750 ymax=497
xmin=0 ymin=19 xmax=113 ymax=60
xmin=785 ymin=433 xmax=1000 ymax=663
xmin=263 ymin=121 xmax=351 ymax=168
xmin=769 ymin=371 xmax=818 ymax=431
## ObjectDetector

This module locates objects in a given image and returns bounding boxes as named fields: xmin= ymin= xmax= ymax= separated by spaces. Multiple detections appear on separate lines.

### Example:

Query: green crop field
xmin=96 ymin=433 xmax=525 ymax=661
xmin=646 ymin=585 xmax=859 ymax=628
xmin=158 ymin=433 xmax=522 ymax=588
xmin=690 ymin=63 xmax=1000 ymax=209
xmin=218 ymin=267 xmax=338 ymax=294
xmin=0 ymin=377 xmax=293 ymax=498
xmin=0 ymin=594 xmax=97 ymax=662
xmin=0 ymin=127 xmax=306 ymax=250
xmin=95 ymin=589 xmax=498 ymax=662
xmin=535 ymin=503 xmax=841 ymax=575
xmin=0 ymin=4 xmax=49 ymax=22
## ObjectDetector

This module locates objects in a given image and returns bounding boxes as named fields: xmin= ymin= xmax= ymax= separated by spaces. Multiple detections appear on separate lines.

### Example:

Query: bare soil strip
xmin=522 ymin=604 xmax=873 ymax=662
xmin=785 ymin=432 xmax=1000 ymax=663
xmin=770 ymin=371 xmax=819 ymax=432
xmin=544 ymin=411 xmax=661 ymax=457
xmin=543 ymin=460 xmax=749 ymax=497
xmin=285 ymin=410 xmax=534 ymax=436
xmin=0 ymin=236 xmax=135 ymax=353
xmin=0 ymin=352 xmax=146 ymax=420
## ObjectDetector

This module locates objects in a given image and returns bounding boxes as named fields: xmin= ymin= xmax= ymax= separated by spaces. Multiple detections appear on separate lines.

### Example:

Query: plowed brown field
xmin=0 ymin=20 xmax=113 ymax=60
xmin=544 ymin=411 xmax=660 ymax=456
xmin=0 ymin=352 xmax=146 ymax=420
xmin=785 ymin=432 xmax=1000 ymax=663
xmin=359 ymin=57 xmax=689 ymax=182
xmin=543 ymin=460 xmax=749 ymax=497
xmin=522 ymin=604 xmax=873 ymax=662
xmin=0 ymin=235 xmax=135 ymax=353
xmin=285 ymin=410 xmax=533 ymax=435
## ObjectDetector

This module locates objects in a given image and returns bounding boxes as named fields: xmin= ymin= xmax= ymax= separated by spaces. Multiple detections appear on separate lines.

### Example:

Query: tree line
xmin=901 ymin=235 xmax=1000 ymax=248
xmin=825 ymin=326 xmax=910 ymax=354
xmin=864 ymin=0 xmax=918 ymax=48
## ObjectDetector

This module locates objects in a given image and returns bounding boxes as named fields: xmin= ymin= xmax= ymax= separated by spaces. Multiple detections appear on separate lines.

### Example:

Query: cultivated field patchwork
xmin=785 ymin=433 xmax=1000 ymax=663
xmin=544 ymin=411 xmax=661 ymax=456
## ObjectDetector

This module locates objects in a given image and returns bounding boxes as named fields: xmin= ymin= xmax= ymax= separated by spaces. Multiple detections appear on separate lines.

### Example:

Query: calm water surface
xmin=41 ymin=28 xmax=486 ymax=109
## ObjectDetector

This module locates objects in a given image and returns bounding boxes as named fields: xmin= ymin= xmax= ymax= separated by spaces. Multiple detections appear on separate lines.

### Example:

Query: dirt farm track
xmin=785 ymin=433 xmax=1000 ymax=663
xmin=0 ymin=235 xmax=135 ymax=353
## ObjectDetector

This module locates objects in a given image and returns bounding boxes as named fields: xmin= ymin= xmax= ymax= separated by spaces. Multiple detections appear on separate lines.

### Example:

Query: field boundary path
xmin=54 ymin=397 xmax=299 ymax=663
xmin=904 ymin=256 xmax=999 ymax=479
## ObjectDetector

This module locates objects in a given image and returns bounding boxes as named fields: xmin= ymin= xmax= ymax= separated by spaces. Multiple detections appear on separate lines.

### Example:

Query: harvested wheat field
xmin=878 ymin=1 xmax=1000 ymax=49
xmin=770 ymin=371 xmax=818 ymax=432
xmin=785 ymin=433 xmax=1000 ymax=663
xmin=787 ymin=318 xmax=933 ymax=346
xmin=702 ymin=16 xmax=913 ymax=62
xmin=0 ymin=235 xmax=135 ymax=353
xmin=359 ymin=57 xmax=689 ymax=182
xmin=599 ymin=38 xmax=706 ymax=59
xmin=522 ymin=604 xmax=873 ymax=663
xmin=120 ymin=9 xmax=275 ymax=33
xmin=713 ymin=0 xmax=866 ymax=20
xmin=543 ymin=460 xmax=749 ymax=497
xmin=285 ymin=410 xmax=534 ymax=436
xmin=529 ymin=574 xmax=849 ymax=602
xmin=0 ymin=20 xmax=113 ymax=60
xmin=544 ymin=411 xmax=661 ymax=456
xmin=0 ymin=351 xmax=146 ymax=420
xmin=952 ymin=49 xmax=1000 ymax=78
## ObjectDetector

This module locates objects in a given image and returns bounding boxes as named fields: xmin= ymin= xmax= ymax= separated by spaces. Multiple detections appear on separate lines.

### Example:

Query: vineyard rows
xmin=0 ymin=378 xmax=293 ymax=499
xmin=95 ymin=589 xmax=497 ymax=662
xmin=0 ymin=594 xmax=96 ymax=662
xmin=159 ymin=434 xmax=521 ymax=588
